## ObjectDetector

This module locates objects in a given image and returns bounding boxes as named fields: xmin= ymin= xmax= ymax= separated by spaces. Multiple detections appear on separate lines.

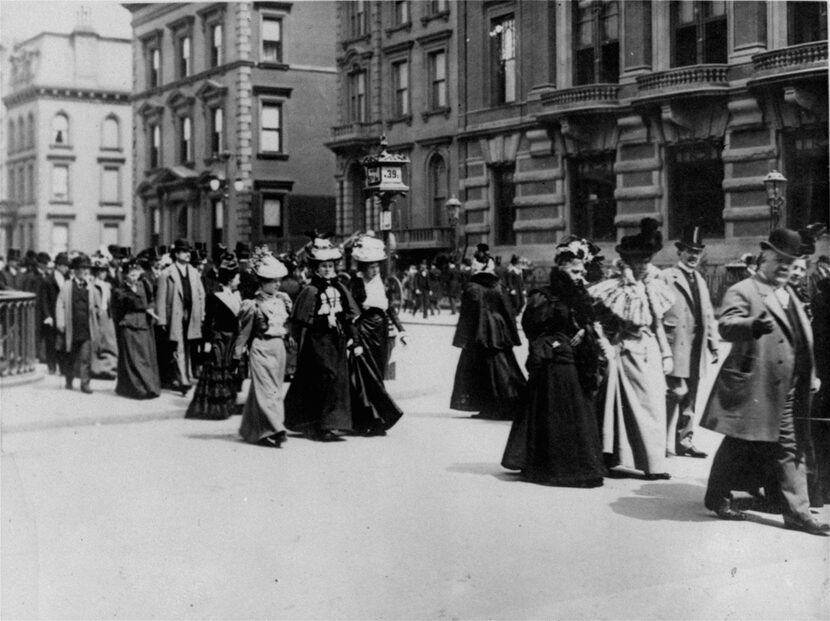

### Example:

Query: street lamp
xmin=207 ymin=152 xmax=244 ymax=251
xmin=763 ymin=170 xmax=787 ymax=232
xmin=445 ymin=195 xmax=462 ymax=263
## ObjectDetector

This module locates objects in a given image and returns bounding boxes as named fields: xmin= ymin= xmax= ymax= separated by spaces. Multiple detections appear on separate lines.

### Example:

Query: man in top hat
xmin=660 ymin=227 xmax=719 ymax=459
xmin=55 ymin=254 xmax=102 ymax=393
xmin=235 ymin=241 xmax=258 ymax=300
xmin=504 ymin=254 xmax=525 ymax=316
xmin=701 ymin=228 xmax=828 ymax=535
xmin=155 ymin=239 xmax=206 ymax=394
xmin=0 ymin=249 xmax=23 ymax=290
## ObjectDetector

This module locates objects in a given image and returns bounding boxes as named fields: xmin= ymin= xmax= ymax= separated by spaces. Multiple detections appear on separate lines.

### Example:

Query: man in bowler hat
xmin=701 ymin=228 xmax=828 ymax=535
xmin=661 ymin=227 xmax=719 ymax=458
xmin=55 ymin=254 xmax=100 ymax=393
xmin=155 ymin=239 xmax=206 ymax=394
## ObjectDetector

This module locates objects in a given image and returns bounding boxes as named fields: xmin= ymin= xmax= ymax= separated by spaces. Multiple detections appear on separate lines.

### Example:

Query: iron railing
xmin=0 ymin=291 xmax=37 ymax=378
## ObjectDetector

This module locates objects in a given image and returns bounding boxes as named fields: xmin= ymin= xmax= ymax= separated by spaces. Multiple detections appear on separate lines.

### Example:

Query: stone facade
xmin=1 ymin=28 xmax=133 ymax=257
xmin=128 ymin=1 xmax=337 ymax=255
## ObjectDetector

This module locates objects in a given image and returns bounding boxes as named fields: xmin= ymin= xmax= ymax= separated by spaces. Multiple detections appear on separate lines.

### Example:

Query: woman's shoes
xmin=259 ymin=431 xmax=287 ymax=448
xmin=644 ymin=472 xmax=671 ymax=480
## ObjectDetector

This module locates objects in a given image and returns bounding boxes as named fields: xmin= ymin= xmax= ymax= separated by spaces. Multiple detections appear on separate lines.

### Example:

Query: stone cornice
xmin=3 ymin=85 xmax=130 ymax=107
xmin=130 ymin=60 xmax=254 ymax=101
xmin=415 ymin=29 xmax=453 ymax=47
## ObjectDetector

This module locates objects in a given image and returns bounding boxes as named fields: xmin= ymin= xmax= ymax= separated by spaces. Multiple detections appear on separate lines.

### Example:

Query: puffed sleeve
xmin=233 ymin=299 xmax=256 ymax=360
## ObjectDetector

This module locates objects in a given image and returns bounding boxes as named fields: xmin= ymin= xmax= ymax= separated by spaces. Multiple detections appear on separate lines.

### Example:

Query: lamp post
xmin=763 ymin=170 xmax=787 ymax=233
xmin=208 ymin=151 xmax=244 ymax=251
xmin=445 ymin=195 xmax=462 ymax=263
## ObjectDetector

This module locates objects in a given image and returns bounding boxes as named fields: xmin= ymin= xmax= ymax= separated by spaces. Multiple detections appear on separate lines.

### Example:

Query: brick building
xmin=1 ymin=23 xmax=133 ymax=256
xmin=330 ymin=0 xmax=828 ymax=271
xmin=126 ymin=1 xmax=337 ymax=255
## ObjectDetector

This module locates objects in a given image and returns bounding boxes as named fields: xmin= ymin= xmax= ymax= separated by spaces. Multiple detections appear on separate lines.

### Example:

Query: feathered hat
xmin=351 ymin=234 xmax=387 ymax=263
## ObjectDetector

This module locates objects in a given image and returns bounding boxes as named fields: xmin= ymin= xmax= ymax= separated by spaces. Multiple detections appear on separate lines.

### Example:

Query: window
xmin=179 ymin=117 xmax=192 ymax=163
xmin=672 ymin=0 xmax=727 ymax=67
xmin=52 ymin=113 xmax=69 ymax=145
xmin=102 ymin=223 xmax=120 ymax=248
xmin=392 ymin=60 xmax=409 ymax=117
xmin=102 ymin=116 xmax=119 ymax=149
xmin=210 ymin=23 xmax=223 ymax=66
xmin=262 ymin=196 xmax=283 ymax=236
xmin=430 ymin=0 xmax=448 ymax=15
xmin=429 ymin=155 xmax=447 ymax=226
xmin=260 ymin=102 xmax=282 ymax=152
xmin=51 ymin=164 xmax=69 ymax=201
xmin=348 ymin=0 xmax=367 ymax=38
xmin=177 ymin=35 xmax=191 ymax=78
xmin=262 ymin=16 xmax=282 ymax=63
xmin=574 ymin=1 xmax=619 ymax=85
xmin=151 ymin=208 xmax=160 ymax=246
xmin=212 ymin=199 xmax=224 ymax=247
xmin=394 ymin=1 xmax=410 ymax=26
xmin=571 ymin=154 xmax=617 ymax=242
xmin=784 ymin=129 xmax=829 ymax=231
xmin=428 ymin=50 xmax=448 ymax=109
xmin=51 ymin=223 xmax=69 ymax=256
xmin=19 ymin=165 xmax=27 ymax=204
xmin=788 ymin=1 xmax=828 ymax=45
xmin=210 ymin=107 xmax=224 ymax=155
xmin=150 ymin=124 xmax=161 ymax=168
xmin=668 ymin=141 xmax=725 ymax=239
xmin=8 ymin=169 xmax=14 ymax=200
xmin=27 ymin=164 xmax=34 ymax=203
xmin=101 ymin=167 xmax=120 ymax=204
xmin=144 ymin=42 xmax=161 ymax=88
xmin=27 ymin=113 xmax=34 ymax=148
xmin=490 ymin=15 xmax=516 ymax=105
xmin=8 ymin=120 xmax=14 ymax=153
xmin=493 ymin=165 xmax=516 ymax=245
xmin=349 ymin=68 xmax=368 ymax=122
xmin=18 ymin=117 xmax=25 ymax=151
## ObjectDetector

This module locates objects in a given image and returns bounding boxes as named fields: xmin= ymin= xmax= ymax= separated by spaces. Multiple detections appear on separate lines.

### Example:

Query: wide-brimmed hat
xmin=254 ymin=254 xmax=287 ymax=280
xmin=351 ymin=235 xmax=386 ymax=263
xmin=760 ymin=228 xmax=802 ymax=260
xmin=91 ymin=256 xmax=110 ymax=270
xmin=217 ymin=251 xmax=239 ymax=274
xmin=616 ymin=218 xmax=663 ymax=258
xmin=675 ymin=226 xmax=705 ymax=251
xmin=171 ymin=238 xmax=192 ymax=254
xmin=305 ymin=236 xmax=342 ymax=262
xmin=36 ymin=251 xmax=51 ymax=265
xmin=54 ymin=252 xmax=69 ymax=267
xmin=471 ymin=243 xmax=495 ymax=274
xmin=70 ymin=254 xmax=92 ymax=270
xmin=235 ymin=241 xmax=251 ymax=261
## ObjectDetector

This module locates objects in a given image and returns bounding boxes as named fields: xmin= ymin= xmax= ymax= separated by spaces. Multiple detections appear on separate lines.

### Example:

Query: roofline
xmin=12 ymin=31 xmax=131 ymax=50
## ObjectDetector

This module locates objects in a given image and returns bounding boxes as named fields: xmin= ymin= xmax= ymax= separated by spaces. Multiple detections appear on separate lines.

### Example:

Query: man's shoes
xmin=65 ymin=380 xmax=73 ymax=390
xmin=644 ymin=472 xmax=671 ymax=480
xmin=80 ymin=384 xmax=93 ymax=394
xmin=318 ymin=431 xmax=345 ymax=442
xmin=676 ymin=445 xmax=708 ymax=458
xmin=710 ymin=498 xmax=747 ymax=521
xmin=783 ymin=515 xmax=830 ymax=536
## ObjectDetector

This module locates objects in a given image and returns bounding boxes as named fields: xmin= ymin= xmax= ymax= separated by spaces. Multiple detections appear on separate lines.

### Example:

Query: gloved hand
xmin=752 ymin=310 xmax=774 ymax=337
xmin=662 ymin=356 xmax=674 ymax=375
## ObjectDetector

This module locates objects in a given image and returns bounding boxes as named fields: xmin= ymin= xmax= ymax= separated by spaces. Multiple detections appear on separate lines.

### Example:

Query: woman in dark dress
xmin=348 ymin=234 xmax=405 ymax=435
xmin=450 ymin=243 xmax=526 ymax=420
xmin=186 ymin=253 xmax=241 ymax=420
xmin=502 ymin=237 xmax=608 ymax=487
xmin=285 ymin=237 xmax=361 ymax=442
xmin=112 ymin=258 xmax=161 ymax=399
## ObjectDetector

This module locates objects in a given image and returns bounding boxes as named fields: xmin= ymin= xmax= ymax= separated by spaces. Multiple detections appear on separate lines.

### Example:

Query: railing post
xmin=0 ymin=291 xmax=40 ymax=382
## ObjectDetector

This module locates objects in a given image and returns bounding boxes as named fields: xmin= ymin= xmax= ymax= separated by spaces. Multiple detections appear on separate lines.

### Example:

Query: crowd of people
xmin=445 ymin=220 xmax=829 ymax=537
xmin=0 ymin=234 xmax=406 ymax=447
xmin=2 ymin=217 xmax=828 ymax=536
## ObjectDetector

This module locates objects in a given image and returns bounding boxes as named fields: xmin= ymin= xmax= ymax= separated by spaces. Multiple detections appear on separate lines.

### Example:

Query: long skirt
xmin=115 ymin=324 xmax=160 ymax=399
xmin=450 ymin=344 xmax=526 ymax=420
xmin=186 ymin=331 xmax=238 ymax=420
xmin=502 ymin=360 xmax=606 ymax=487
xmin=355 ymin=308 xmax=390 ymax=378
xmin=285 ymin=320 xmax=352 ymax=433
xmin=601 ymin=334 xmax=667 ymax=475
xmin=92 ymin=315 xmax=118 ymax=379
xmin=239 ymin=337 xmax=287 ymax=443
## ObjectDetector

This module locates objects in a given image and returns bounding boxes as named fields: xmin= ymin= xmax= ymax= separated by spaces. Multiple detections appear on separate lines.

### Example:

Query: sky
xmin=0 ymin=0 xmax=133 ymax=48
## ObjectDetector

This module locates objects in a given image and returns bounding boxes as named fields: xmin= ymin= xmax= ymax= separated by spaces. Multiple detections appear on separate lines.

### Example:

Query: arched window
xmin=27 ymin=113 xmax=35 ymax=148
xmin=428 ymin=154 xmax=447 ymax=226
xmin=8 ymin=119 xmax=15 ymax=153
xmin=18 ymin=117 xmax=25 ymax=151
xmin=102 ymin=115 xmax=120 ymax=149
xmin=52 ymin=113 xmax=69 ymax=145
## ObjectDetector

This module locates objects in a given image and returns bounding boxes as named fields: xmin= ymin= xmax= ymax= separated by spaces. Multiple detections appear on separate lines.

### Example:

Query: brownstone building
xmin=127 ymin=2 xmax=337 ymax=254
xmin=330 ymin=0 xmax=828 ymax=270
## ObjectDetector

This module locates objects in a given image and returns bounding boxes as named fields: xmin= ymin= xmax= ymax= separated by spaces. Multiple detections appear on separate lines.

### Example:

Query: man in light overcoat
xmin=661 ymin=227 xmax=719 ymax=458
xmin=156 ymin=239 xmax=205 ymax=393
xmin=701 ymin=228 xmax=828 ymax=536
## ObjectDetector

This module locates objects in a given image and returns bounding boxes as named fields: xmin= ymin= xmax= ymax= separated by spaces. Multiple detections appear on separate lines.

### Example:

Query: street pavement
xmin=2 ymin=321 xmax=829 ymax=620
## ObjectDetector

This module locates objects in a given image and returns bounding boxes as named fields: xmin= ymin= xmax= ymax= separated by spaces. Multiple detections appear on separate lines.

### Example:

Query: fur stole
xmin=589 ymin=263 xmax=674 ymax=327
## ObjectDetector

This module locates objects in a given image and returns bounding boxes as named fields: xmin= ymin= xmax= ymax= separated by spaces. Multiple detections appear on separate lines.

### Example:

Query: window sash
xmin=211 ymin=24 xmax=223 ymax=66
xmin=179 ymin=36 xmax=191 ymax=77
xmin=151 ymin=125 xmax=161 ymax=168
xmin=261 ymin=103 xmax=282 ymax=152
xmin=262 ymin=197 xmax=282 ymax=229
xmin=263 ymin=17 xmax=283 ymax=62
xmin=180 ymin=117 xmax=192 ymax=162
xmin=395 ymin=1 xmax=409 ymax=25
xmin=212 ymin=108 xmax=224 ymax=154
xmin=491 ymin=15 xmax=516 ymax=104
xmin=52 ymin=165 xmax=69 ymax=200
xmin=393 ymin=61 xmax=409 ymax=116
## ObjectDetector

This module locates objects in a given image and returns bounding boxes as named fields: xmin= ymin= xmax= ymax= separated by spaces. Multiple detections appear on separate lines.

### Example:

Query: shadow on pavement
xmin=447 ymin=461 xmax=517 ymax=481
xmin=185 ymin=432 xmax=244 ymax=444
xmin=609 ymin=482 xmax=713 ymax=522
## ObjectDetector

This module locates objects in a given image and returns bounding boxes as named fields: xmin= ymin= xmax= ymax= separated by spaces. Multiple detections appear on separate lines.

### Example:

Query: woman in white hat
xmin=285 ymin=236 xmax=361 ymax=442
xmin=233 ymin=248 xmax=292 ymax=447
xmin=348 ymin=234 xmax=404 ymax=435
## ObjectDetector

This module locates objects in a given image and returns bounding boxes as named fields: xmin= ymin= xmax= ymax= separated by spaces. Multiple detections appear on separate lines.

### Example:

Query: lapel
xmin=169 ymin=264 xmax=183 ymax=300
xmin=214 ymin=289 xmax=240 ymax=317
xmin=670 ymin=266 xmax=694 ymax=310
xmin=752 ymin=274 xmax=793 ymax=343
xmin=788 ymin=285 xmax=814 ymax=353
